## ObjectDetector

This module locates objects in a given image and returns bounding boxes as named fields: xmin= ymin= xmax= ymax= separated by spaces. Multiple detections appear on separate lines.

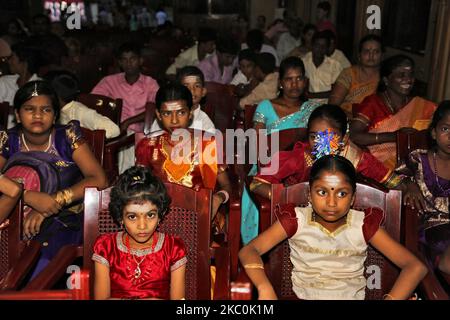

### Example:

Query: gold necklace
xmin=21 ymin=133 xmax=52 ymax=152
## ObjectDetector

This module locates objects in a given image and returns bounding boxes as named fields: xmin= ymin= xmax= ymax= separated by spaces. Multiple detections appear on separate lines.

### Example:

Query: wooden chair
xmin=245 ymin=128 xmax=308 ymax=234
xmin=26 ymin=184 xmax=232 ymax=299
xmin=261 ymin=182 xmax=403 ymax=300
xmin=0 ymin=128 xmax=105 ymax=289
xmin=80 ymin=127 xmax=106 ymax=167
xmin=205 ymin=82 xmax=240 ymax=134
xmin=0 ymin=270 xmax=89 ymax=300
xmin=396 ymin=130 xmax=430 ymax=166
xmin=76 ymin=93 xmax=123 ymax=126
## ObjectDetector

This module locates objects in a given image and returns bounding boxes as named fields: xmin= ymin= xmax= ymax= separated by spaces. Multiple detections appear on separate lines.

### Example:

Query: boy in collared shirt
xmin=302 ymin=31 xmax=343 ymax=104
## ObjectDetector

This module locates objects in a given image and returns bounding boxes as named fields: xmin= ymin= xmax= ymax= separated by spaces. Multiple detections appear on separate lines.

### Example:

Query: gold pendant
xmin=134 ymin=266 xmax=141 ymax=279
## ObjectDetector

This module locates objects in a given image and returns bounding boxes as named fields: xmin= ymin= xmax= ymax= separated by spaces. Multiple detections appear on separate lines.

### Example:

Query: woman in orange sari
xmin=329 ymin=35 xmax=383 ymax=118
xmin=350 ymin=54 xmax=436 ymax=171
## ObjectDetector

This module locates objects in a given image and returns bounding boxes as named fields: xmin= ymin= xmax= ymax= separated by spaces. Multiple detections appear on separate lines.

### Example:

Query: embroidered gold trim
xmin=307 ymin=209 xmax=353 ymax=238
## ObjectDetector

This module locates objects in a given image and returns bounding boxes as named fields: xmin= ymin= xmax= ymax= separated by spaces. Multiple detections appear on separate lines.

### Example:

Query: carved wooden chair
xmin=76 ymin=93 xmax=123 ymax=126
xmin=28 ymin=184 xmax=231 ymax=299
xmin=0 ymin=128 xmax=105 ymax=290
xmin=265 ymin=182 xmax=402 ymax=300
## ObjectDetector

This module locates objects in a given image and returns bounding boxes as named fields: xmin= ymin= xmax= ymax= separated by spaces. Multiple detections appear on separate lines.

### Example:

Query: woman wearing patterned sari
xmin=241 ymin=57 xmax=320 ymax=244
xmin=329 ymin=35 xmax=383 ymax=118
xmin=0 ymin=81 xmax=108 ymax=279
xmin=350 ymin=55 xmax=437 ymax=172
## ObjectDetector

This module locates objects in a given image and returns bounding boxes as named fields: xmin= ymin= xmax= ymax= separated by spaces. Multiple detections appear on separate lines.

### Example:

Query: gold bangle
xmin=243 ymin=263 xmax=264 ymax=270
xmin=55 ymin=188 xmax=74 ymax=207
xmin=383 ymin=293 xmax=396 ymax=300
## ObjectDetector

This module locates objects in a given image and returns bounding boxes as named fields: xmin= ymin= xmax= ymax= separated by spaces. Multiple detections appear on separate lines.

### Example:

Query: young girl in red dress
xmin=92 ymin=166 xmax=187 ymax=300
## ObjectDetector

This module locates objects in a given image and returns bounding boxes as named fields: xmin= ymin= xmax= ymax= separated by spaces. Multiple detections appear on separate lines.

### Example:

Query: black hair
xmin=378 ymin=54 xmax=415 ymax=92
xmin=238 ymin=49 xmax=257 ymax=63
xmin=358 ymin=34 xmax=384 ymax=53
xmin=246 ymin=29 xmax=264 ymax=52
xmin=32 ymin=13 xmax=51 ymax=25
xmin=44 ymin=70 xmax=80 ymax=103
xmin=312 ymin=31 xmax=331 ymax=45
xmin=279 ymin=56 xmax=306 ymax=80
xmin=176 ymin=66 xmax=205 ymax=86
xmin=216 ymin=35 xmax=240 ymax=55
xmin=254 ymin=52 xmax=276 ymax=75
xmin=11 ymin=42 xmax=41 ymax=75
xmin=317 ymin=1 xmax=332 ymax=15
xmin=307 ymin=104 xmax=348 ymax=137
xmin=155 ymin=83 xmax=193 ymax=111
xmin=429 ymin=100 xmax=450 ymax=148
xmin=14 ymin=80 xmax=61 ymax=121
xmin=321 ymin=29 xmax=336 ymax=42
xmin=303 ymin=23 xmax=317 ymax=35
xmin=197 ymin=27 xmax=217 ymax=43
xmin=309 ymin=155 xmax=357 ymax=193
xmin=117 ymin=41 xmax=142 ymax=58
xmin=109 ymin=166 xmax=171 ymax=225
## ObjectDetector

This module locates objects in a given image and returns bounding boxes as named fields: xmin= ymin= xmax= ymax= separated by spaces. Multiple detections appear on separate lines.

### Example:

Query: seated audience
xmin=239 ymin=53 xmax=279 ymax=109
xmin=149 ymin=66 xmax=215 ymax=135
xmin=0 ymin=42 xmax=42 ymax=128
xmin=45 ymin=70 xmax=120 ymax=139
xmin=329 ymin=34 xmax=383 ymax=118
xmin=198 ymin=36 xmax=239 ymax=84
xmin=243 ymin=29 xmax=280 ymax=66
xmin=92 ymin=41 xmax=159 ymax=173
xmin=166 ymin=27 xmax=217 ymax=78
xmin=350 ymin=54 xmax=436 ymax=171
xmin=302 ymin=31 xmax=343 ymax=104
xmin=0 ymin=81 xmax=107 ymax=279
xmin=276 ymin=17 xmax=303 ymax=61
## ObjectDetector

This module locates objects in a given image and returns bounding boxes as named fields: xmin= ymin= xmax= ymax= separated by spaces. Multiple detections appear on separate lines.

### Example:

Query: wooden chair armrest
xmin=24 ymin=245 xmax=83 ymax=290
xmin=105 ymin=132 xmax=136 ymax=152
xmin=231 ymin=268 xmax=253 ymax=300
xmin=228 ymin=185 xmax=242 ymax=281
xmin=213 ymin=246 xmax=230 ymax=300
xmin=0 ymin=240 xmax=41 ymax=290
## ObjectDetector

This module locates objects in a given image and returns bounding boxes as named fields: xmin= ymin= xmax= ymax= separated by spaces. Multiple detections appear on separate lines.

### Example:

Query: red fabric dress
xmin=255 ymin=140 xmax=402 ymax=188
xmin=92 ymin=232 xmax=187 ymax=299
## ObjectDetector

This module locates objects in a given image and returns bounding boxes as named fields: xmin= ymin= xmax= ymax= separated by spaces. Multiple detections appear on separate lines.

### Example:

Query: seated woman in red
xmin=250 ymin=104 xmax=420 ymax=202
xmin=135 ymin=84 xmax=231 ymax=219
